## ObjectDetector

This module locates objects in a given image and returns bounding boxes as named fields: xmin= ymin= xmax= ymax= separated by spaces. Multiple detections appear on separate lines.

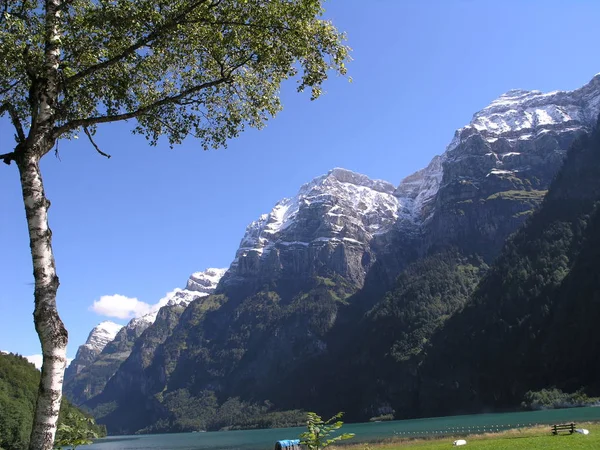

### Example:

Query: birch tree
xmin=0 ymin=1 xmax=349 ymax=448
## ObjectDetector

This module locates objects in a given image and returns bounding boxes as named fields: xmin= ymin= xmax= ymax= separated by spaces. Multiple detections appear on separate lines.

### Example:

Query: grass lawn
xmin=335 ymin=422 xmax=599 ymax=450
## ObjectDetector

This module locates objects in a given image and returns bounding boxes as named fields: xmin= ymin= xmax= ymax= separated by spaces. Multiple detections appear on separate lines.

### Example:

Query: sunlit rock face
xmin=421 ymin=74 xmax=600 ymax=259
xmin=221 ymin=167 xmax=401 ymax=289
xmin=65 ymin=321 xmax=122 ymax=381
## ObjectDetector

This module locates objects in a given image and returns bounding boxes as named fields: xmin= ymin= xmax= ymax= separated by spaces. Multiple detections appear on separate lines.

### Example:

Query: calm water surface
xmin=88 ymin=406 xmax=600 ymax=450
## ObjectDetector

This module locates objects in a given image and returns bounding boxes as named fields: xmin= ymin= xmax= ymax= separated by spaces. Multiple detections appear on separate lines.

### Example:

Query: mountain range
xmin=64 ymin=73 xmax=600 ymax=434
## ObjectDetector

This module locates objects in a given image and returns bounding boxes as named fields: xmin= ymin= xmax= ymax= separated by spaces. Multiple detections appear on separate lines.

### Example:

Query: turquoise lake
xmin=87 ymin=406 xmax=600 ymax=449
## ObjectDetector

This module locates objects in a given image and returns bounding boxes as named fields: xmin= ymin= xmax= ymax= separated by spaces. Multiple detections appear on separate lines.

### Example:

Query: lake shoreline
xmin=88 ymin=406 xmax=600 ymax=449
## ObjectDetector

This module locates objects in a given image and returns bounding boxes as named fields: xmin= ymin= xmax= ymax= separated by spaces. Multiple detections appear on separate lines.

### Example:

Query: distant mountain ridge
xmin=63 ymin=268 xmax=225 ymax=405
xmin=64 ymin=74 xmax=600 ymax=434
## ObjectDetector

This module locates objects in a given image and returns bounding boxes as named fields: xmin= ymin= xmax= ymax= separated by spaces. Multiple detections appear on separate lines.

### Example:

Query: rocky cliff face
xmin=63 ymin=316 xmax=153 ymax=406
xmin=422 ymin=75 xmax=600 ymax=258
xmin=64 ymin=269 xmax=225 ymax=405
xmin=221 ymin=168 xmax=400 ymax=290
xmin=86 ymin=294 xmax=231 ymax=433
xmin=65 ymin=321 xmax=122 ymax=381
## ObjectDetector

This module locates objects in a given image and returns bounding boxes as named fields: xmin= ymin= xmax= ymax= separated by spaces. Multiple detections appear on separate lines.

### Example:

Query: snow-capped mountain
xmin=223 ymin=74 xmax=600 ymax=289
xmin=83 ymin=321 xmax=123 ymax=353
xmin=418 ymin=74 xmax=600 ymax=259
xmin=67 ymin=74 xmax=600 ymax=435
xmin=64 ymin=268 xmax=226 ymax=404
xmin=65 ymin=321 xmax=122 ymax=379
xmin=186 ymin=267 xmax=227 ymax=292
xmin=398 ymin=74 xmax=600 ymax=224
xmin=223 ymin=167 xmax=400 ymax=287
xmin=445 ymin=75 xmax=600 ymax=174
xmin=452 ymin=74 xmax=600 ymax=148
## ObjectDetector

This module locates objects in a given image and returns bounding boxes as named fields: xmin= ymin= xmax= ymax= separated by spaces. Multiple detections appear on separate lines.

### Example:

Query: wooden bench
xmin=551 ymin=423 xmax=576 ymax=435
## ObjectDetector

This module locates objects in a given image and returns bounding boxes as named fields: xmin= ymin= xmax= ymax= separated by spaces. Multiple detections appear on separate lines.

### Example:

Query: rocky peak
xmin=186 ymin=268 xmax=228 ymax=293
xmin=448 ymin=74 xmax=600 ymax=152
xmin=391 ymin=74 xmax=600 ymax=227
xmin=65 ymin=321 xmax=122 ymax=379
xmin=411 ymin=74 xmax=600 ymax=259
xmin=322 ymin=167 xmax=397 ymax=194
xmin=223 ymin=168 xmax=400 ymax=288
xmin=84 ymin=322 xmax=123 ymax=351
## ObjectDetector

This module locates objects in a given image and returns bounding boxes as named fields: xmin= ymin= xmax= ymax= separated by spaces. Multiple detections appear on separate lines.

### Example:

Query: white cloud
xmin=25 ymin=354 xmax=43 ymax=369
xmin=89 ymin=294 xmax=153 ymax=319
xmin=90 ymin=289 xmax=188 ymax=321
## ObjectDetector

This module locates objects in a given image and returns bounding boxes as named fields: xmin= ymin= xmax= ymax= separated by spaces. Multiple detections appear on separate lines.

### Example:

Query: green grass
xmin=486 ymin=190 xmax=547 ymax=202
xmin=334 ymin=423 xmax=600 ymax=450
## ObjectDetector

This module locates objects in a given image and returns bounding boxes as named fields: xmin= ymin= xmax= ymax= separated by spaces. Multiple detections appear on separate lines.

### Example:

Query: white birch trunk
xmin=18 ymin=153 xmax=68 ymax=450
xmin=19 ymin=1 xmax=69 ymax=449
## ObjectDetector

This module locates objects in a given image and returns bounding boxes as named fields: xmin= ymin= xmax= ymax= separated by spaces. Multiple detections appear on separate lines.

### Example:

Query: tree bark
xmin=18 ymin=151 xmax=68 ymax=450
xmin=14 ymin=1 xmax=70 ymax=448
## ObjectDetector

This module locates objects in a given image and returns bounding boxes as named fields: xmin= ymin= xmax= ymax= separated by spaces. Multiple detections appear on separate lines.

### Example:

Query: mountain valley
xmin=64 ymin=74 xmax=600 ymax=434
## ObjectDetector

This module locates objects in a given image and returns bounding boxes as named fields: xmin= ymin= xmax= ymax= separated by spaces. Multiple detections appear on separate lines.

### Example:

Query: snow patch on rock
xmin=186 ymin=268 xmax=227 ymax=293
xmin=447 ymin=74 xmax=600 ymax=152
xmin=81 ymin=321 xmax=123 ymax=354
xmin=229 ymin=167 xmax=401 ymax=267
xmin=394 ymin=155 xmax=445 ymax=222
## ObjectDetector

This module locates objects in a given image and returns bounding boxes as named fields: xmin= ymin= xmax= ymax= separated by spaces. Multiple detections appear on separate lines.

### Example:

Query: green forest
xmin=0 ymin=352 xmax=105 ymax=450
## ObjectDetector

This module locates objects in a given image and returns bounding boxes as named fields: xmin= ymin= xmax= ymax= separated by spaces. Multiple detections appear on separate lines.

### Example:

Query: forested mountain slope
xmin=419 ymin=115 xmax=600 ymax=416
xmin=0 ymin=352 xmax=105 ymax=450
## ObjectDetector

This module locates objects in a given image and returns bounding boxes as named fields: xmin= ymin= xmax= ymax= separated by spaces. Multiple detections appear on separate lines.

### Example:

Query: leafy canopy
xmin=53 ymin=413 xmax=99 ymax=450
xmin=0 ymin=0 xmax=350 ymax=148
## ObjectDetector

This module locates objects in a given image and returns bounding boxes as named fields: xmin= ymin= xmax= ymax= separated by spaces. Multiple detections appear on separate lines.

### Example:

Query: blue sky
xmin=1 ymin=0 xmax=599 ymax=363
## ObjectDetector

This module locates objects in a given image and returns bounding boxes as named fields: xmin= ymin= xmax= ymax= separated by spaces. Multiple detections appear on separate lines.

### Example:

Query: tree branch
xmin=83 ymin=126 xmax=111 ymax=159
xmin=0 ymin=151 xmax=17 ymax=165
xmin=65 ymin=0 xmax=212 ymax=86
xmin=0 ymin=102 xmax=26 ymax=143
xmin=55 ymin=76 xmax=231 ymax=135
